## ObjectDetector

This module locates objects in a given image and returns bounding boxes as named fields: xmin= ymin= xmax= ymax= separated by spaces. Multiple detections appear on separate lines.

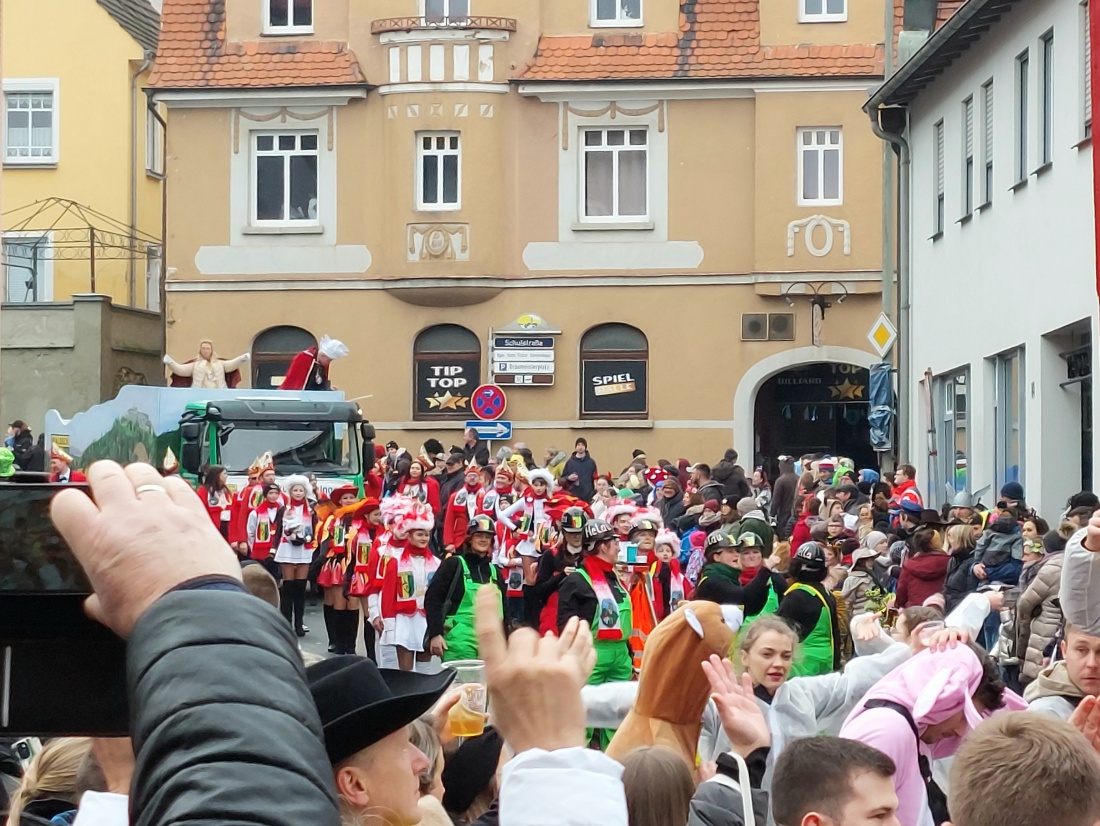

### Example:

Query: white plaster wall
xmin=906 ymin=0 xmax=1098 ymax=515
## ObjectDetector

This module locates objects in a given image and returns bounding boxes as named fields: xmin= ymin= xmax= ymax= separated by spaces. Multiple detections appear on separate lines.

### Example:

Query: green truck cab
xmin=178 ymin=398 xmax=376 ymax=497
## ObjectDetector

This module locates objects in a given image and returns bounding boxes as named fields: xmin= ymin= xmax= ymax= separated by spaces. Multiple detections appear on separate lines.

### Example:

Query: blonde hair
xmin=739 ymin=615 xmax=800 ymax=657
xmin=946 ymin=523 xmax=977 ymax=553
xmin=7 ymin=738 xmax=92 ymax=825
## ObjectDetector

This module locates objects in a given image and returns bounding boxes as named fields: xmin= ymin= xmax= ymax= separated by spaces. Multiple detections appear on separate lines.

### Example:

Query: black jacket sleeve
xmin=127 ymin=590 xmax=339 ymax=826
xmin=695 ymin=574 xmax=746 ymax=606
xmin=424 ymin=555 xmax=464 ymax=638
xmin=557 ymin=573 xmax=597 ymax=633
xmin=740 ymin=567 xmax=780 ymax=617
xmin=530 ymin=553 xmax=567 ymax=604
xmin=775 ymin=588 xmax=821 ymax=642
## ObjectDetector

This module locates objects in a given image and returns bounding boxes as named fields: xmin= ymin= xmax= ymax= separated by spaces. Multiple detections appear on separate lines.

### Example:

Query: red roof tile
xmin=148 ymin=0 xmax=366 ymax=89
xmin=517 ymin=0 xmax=884 ymax=81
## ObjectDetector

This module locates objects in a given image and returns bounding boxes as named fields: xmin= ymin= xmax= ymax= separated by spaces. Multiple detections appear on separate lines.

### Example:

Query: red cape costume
xmin=279 ymin=348 xmax=326 ymax=391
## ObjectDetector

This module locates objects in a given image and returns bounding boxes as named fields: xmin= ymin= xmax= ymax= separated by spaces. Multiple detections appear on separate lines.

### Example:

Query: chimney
xmin=899 ymin=0 xmax=938 ymax=64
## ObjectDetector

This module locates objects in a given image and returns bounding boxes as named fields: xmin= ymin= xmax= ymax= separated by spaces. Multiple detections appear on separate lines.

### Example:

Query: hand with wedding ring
xmin=51 ymin=461 xmax=243 ymax=638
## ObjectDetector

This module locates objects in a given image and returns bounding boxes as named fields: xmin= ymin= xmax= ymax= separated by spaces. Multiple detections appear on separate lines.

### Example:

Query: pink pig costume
xmin=839 ymin=645 xmax=1027 ymax=826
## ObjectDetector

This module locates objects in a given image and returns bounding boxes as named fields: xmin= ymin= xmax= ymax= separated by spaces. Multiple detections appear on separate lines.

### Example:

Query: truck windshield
xmin=218 ymin=421 xmax=360 ymax=477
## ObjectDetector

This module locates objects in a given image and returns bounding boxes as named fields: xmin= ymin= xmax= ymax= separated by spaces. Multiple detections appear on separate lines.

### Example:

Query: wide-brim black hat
xmin=307 ymin=656 xmax=455 ymax=764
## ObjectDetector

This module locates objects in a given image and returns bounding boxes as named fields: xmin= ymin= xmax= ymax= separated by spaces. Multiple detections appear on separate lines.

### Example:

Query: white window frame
xmin=799 ymin=0 xmax=848 ymax=23
xmin=1015 ymin=50 xmax=1030 ymax=183
xmin=579 ymin=126 xmax=650 ymax=224
xmin=145 ymin=244 xmax=163 ymax=311
xmin=3 ymin=78 xmax=60 ymax=167
xmin=934 ymin=368 xmax=971 ymax=508
xmin=421 ymin=0 xmax=470 ymax=24
xmin=993 ymin=348 xmax=1026 ymax=492
xmin=797 ymin=127 xmax=843 ymax=207
xmin=1040 ymin=29 xmax=1055 ymax=165
xmin=416 ymin=131 xmax=462 ymax=211
xmin=250 ymin=130 xmax=320 ymax=227
xmin=262 ymin=0 xmax=313 ymax=35
xmin=1083 ymin=1 xmax=1093 ymax=139
xmin=146 ymin=103 xmax=165 ymax=178
xmin=2 ymin=231 xmax=54 ymax=302
xmin=590 ymin=0 xmax=644 ymax=28
xmin=981 ymin=79 xmax=994 ymax=206
xmin=962 ymin=96 xmax=974 ymax=217
xmin=933 ymin=119 xmax=945 ymax=237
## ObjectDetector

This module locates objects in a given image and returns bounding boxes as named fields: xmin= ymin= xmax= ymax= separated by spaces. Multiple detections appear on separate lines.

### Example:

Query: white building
xmin=867 ymin=0 xmax=1097 ymax=516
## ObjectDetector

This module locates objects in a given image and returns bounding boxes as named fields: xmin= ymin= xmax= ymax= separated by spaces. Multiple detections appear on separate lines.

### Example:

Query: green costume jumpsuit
xmin=578 ymin=567 xmax=632 ymax=749
xmin=442 ymin=556 xmax=501 ymax=662
xmin=784 ymin=582 xmax=835 ymax=677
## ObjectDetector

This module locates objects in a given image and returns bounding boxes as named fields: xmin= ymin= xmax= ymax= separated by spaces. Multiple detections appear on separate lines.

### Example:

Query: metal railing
xmin=371 ymin=15 xmax=517 ymax=34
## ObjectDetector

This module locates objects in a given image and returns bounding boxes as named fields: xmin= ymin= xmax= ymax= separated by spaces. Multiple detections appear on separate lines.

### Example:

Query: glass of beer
xmin=446 ymin=659 xmax=487 ymax=739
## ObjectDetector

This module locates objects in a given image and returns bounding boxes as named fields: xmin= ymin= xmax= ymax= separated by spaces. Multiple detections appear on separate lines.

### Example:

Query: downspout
xmin=868 ymin=107 xmax=911 ymax=468
xmin=129 ymin=50 xmax=154 ymax=306
xmin=881 ymin=0 xmax=895 ymax=321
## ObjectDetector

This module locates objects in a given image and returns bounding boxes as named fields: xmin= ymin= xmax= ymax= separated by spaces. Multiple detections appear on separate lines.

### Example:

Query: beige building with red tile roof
xmin=152 ymin=0 xmax=898 ymax=470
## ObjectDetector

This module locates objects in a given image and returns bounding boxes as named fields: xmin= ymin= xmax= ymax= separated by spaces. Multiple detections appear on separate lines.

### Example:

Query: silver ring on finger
xmin=135 ymin=484 xmax=169 ymax=496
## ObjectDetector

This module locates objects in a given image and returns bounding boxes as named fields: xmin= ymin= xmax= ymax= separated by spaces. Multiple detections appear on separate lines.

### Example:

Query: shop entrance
xmin=753 ymin=362 xmax=873 ymax=475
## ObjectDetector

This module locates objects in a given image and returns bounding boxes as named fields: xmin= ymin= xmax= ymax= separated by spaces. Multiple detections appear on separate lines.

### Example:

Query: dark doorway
xmin=252 ymin=326 xmax=317 ymax=389
xmin=754 ymin=362 xmax=874 ymax=477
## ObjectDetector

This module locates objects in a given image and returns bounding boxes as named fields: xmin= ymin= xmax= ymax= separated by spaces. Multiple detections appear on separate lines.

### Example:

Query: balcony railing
xmin=371 ymin=16 xmax=517 ymax=34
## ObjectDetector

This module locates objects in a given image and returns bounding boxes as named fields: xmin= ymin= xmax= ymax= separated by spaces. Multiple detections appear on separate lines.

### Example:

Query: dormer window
xmin=422 ymin=0 xmax=469 ymax=25
xmin=591 ymin=0 xmax=643 ymax=28
xmin=265 ymin=0 xmax=313 ymax=34
xmin=800 ymin=0 xmax=846 ymax=23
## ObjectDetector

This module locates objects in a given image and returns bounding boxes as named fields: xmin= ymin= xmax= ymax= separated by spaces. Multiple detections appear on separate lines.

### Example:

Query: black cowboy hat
xmin=307 ymin=655 xmax=455 ymax=764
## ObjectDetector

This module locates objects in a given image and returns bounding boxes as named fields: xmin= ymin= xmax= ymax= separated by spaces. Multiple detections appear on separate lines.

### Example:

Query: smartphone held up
xmin=0 ymin=483 xmax=129 ymax=736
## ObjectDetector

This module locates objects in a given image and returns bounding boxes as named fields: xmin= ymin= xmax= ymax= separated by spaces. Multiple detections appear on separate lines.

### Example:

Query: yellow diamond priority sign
xmin=867 ymin=313 xmax=898 ymax=358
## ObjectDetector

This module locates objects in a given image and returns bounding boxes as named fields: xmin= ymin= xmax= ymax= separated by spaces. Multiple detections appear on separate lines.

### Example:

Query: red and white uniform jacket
xmin=378 ymin=544 xmax=441 ymax=619
xmin=246 ymin=500 xmax=281 ymax=561
xmin=443 ymin=483 xmax=486 ymax=549
xmin=397 ymin=478 xmax=441 ymax=515
xmin=345 ymin=520 xmax=379 ymax=597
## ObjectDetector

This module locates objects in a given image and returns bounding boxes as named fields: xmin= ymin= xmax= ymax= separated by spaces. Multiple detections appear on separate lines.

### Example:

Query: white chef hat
xmin=318 ymin=335 xmax=349 ymax=361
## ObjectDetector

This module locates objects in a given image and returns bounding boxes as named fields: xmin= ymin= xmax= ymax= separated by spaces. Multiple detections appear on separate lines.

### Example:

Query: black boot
xmin=362 ymin=615 xmax=378 ymax=664
xmin=292 ymin=581 xmax=308 ymax=637
xmin=323 ymin=603 xmax=337 ymax=653
xmin=340 ymin=610 xmax=360 ymax=655
xmin=280 ymin=581 xmax=293 ymax=627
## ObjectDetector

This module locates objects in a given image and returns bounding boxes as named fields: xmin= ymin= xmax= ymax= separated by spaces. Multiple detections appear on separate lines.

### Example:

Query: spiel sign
xmin=581 ymin=359 xmax=648 ymax=416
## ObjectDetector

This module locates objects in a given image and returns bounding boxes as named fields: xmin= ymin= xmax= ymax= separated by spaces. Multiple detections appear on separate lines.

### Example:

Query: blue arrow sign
xmin=465 ymin=420 xmax=512 ymax=440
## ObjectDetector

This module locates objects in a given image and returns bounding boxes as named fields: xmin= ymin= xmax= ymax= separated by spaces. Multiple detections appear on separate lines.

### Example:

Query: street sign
xmin=867 ymin=313 xmax=898 ymax=358
xmin=493 ymin=361 xmax=555 ymax=374
xmin=465 ymin=420 xmax=512 ymax=440
xmin=490 ymin=349 xmax=555 ymax=362
xmin=492 ymin=336 xmax=555 ymax=350
xmin=471 ymin=384 xmax=507 ymax=421
xmin=494 ymin=374 xmax=553 ymax=386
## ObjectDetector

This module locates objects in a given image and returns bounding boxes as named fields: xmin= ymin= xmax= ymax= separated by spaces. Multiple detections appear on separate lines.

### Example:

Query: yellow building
xmin=153 ymin=0 xmax=894 ymax=469
xmin=1 ymin=0 xmax=164 ymax=309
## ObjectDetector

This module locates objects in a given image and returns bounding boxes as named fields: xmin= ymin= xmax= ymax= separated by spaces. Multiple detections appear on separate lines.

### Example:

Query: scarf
xmin=739 ymin=565 xmax=760 ymax=586
xmin=701 ymin=561 xmax=740 ymax=584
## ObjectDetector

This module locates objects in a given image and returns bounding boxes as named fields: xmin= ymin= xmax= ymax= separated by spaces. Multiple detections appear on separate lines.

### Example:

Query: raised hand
xmin=701 ymin=654 xmax=771 ymax=756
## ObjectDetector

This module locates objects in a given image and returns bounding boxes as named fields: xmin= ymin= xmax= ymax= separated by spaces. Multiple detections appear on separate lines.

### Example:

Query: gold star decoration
xmin=829 ymin=379 xmax=865 ymax=401
xmin=426 ymin=391 xmax=470 ymax=411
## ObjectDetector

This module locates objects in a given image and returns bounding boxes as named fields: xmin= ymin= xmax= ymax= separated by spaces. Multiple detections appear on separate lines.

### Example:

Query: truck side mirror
xmin=180 ymin=422 xmax=202 ymax=474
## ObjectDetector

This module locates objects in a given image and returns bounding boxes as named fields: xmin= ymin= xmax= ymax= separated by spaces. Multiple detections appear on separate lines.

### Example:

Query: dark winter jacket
xmin=733 ymin=512 xmax=774 ymax=552
xmin=771 ymin=471 xmax=798 ymax=539
xmin=424 ymin=552 xmax=505 ymax=638
xmin=711 ymin=451 xmax=751 ymax=501
xmin=687 ymin=747 xmax=770 ymax=826
xmin=462 ymin=439 xmax=490 ymax=468
xmin=562 ymin=454 xmax=599 ymax=502
xmin=657 ymin=495 xmax=687 ymax=533
xmin=895 ymin=552 xmax=950 ymax=609
xmin=977 ymin=525 xmax=1025 ymax=570
xmin=942 ymin=546 xmax=979 ymax=613
xmin=10 ymin=430 xmax=33 ymax=470
xmin=698 ymin=480 xmax=725 ymax=505
xmin=128 ymin=589 xmax=340 ymax=826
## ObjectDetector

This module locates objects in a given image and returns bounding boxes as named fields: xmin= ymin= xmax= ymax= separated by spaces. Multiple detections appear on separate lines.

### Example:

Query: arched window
xmin=580 ymin=323 xmax=648 ymax=419
xmin=252 ymin=325 xmax=316 ymax=389
xmin=414 ymin=324 xmax=481 ymax=419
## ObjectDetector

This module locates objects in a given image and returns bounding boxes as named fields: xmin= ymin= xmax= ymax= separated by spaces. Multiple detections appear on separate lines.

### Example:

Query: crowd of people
xmin=7 ymin=436 xmax=1100 ymax=826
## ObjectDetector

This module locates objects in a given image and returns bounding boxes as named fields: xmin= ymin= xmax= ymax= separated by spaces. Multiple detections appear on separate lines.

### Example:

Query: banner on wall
xmin=581 ymin=359 xmax=648 ymax=416
xmin=415 ymin=355 xmax=480 ymax=416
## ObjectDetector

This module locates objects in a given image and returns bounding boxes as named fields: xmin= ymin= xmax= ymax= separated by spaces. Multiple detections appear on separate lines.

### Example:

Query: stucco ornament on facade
xmin=408 ymin=224 xmax=470 ymax=262
xmin=787 ymin=215 xmax=851 ymax=258
xmin=232 ymin=108 xmax=334 ymax=153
